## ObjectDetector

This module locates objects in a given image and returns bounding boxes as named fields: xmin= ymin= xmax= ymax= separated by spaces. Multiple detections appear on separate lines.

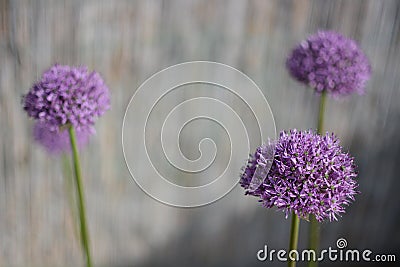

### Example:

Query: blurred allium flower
xmin=23 ymin=64 xmax=110 ymax=131
xmin=240 ymin=129 xmax=358 ymax=222
xmin=33 ymin=122 xmax=92 ymax=154
xmin=240 ymin=144 xmax=273 ymax=198
xmin=286 ymin=30 xmax=371 ymax=97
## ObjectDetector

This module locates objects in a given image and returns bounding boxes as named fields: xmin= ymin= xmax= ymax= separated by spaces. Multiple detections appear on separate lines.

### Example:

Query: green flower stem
xmin=288 ymin=212 xmax=300 ymax=267
xmin=62 ymin=155 xmax=79 ymax=242
xmin=308 ymin=90 xmax=327 ymax=267
xmin=317 ymin=90 xmax=327 ymax=135
xmin=308 ymin=217 xmax=320 ymax=267
xmin=69 ymin=126 xmax=93 ymax=267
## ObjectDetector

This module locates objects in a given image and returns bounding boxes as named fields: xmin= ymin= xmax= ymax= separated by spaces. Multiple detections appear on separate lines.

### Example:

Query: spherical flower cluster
xmin=33 ymin=122 xmax=92 ymax=154
xmin=240 ymin=129 xmax=358 ymax=222
xmin=23 ymin=64 xmax=110 ymax=132
xmin=286 ymin=30 xmax=371 ymax=97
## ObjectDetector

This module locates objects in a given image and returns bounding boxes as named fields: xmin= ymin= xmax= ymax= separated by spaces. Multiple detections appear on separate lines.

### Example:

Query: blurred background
xmin=1 ymin=0 xmax=399 ymax=266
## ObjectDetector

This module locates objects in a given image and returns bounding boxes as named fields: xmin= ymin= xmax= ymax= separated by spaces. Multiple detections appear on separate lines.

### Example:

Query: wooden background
xmin=1 ymin=0 xmax=399 ymax=266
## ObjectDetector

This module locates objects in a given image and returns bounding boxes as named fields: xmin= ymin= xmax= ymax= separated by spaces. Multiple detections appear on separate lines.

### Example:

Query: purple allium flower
xmin=33 ymin=121 xmax=92 ymax=154
xmin=23 ymin=64 xmax=110 ymax=131
xmin=286 ymin=30 xmax=371 ymax=97
xmin=240 ymin=129 xmax=358 ymax=222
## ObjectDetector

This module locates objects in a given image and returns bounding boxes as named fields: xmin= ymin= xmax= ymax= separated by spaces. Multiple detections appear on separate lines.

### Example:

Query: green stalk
xmin=288 ymin=212 xmax=300 ymax=267
xmin=62 ymin=155 xmax=79 ymax=242
xmin=308 ymin=90 xmax=327 ymax=267
xmin=317 ymin=90 xmax=327 ymax=135
xmin=69 ymin=126 xmax=93 ymax=267
xmin=308 ymin=217 xmax=320 ymax=267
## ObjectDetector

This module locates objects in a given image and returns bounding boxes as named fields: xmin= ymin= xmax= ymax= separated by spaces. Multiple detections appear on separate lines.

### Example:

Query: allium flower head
xmin=33 ymin=122 xmax=92 ymax=154
xmin=23 ymin=64 xmax=110 ymax=131
xmin=240 ymin=129 xmax=358 ymax=222
xmin=286 ymin=30 xmax=371 ymax=97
